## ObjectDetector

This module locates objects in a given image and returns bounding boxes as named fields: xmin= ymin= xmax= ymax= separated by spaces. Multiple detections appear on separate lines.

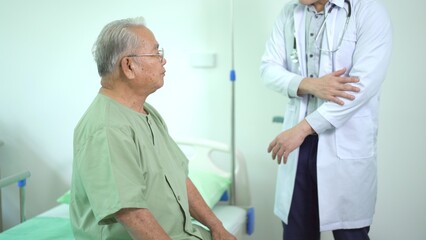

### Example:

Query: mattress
xmin=0 ymin=203 xmax=247 ymax=240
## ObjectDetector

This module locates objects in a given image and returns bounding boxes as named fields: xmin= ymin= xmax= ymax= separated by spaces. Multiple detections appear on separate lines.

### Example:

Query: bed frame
xmin=175 ymin=137 xmax=255 ymax=237
xmin=0 ymin=137 xmax=254 ymax=239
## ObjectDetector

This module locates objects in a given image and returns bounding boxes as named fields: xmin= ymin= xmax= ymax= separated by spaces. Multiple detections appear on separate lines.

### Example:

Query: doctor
xmin=260 ymin=0 xmax=392 ymax=239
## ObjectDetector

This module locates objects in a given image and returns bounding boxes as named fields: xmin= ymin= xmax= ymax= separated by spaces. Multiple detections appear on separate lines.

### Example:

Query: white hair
xmin=92 ymin=17 xmax=146 ymax=77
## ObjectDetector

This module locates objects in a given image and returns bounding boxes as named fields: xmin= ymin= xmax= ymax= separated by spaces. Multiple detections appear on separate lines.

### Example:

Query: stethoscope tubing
xmin=290 ymin=0 xmax=351 ymax=66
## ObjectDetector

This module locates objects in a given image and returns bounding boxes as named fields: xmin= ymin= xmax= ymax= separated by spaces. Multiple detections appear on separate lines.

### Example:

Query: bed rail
xmin=0 ymin=171 xmax=31 ymax=231
xmin=175 ymin=137 xmax=251 ymax=207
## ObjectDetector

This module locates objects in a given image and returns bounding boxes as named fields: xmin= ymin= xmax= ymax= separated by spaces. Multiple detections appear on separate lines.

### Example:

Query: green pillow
xmin=57 ymin=190 xmax=71 ymax=204
xmin=188 ymin=169 xmax=230 ymax=208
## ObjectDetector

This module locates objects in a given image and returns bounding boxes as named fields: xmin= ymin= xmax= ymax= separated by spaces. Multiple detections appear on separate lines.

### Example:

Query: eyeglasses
xmin=127 ymin=48 xmax=164 ymax=62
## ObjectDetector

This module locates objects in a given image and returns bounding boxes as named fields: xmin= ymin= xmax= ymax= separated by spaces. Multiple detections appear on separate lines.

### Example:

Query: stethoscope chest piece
xmin=290 ymin=37 xmax=298 ymax=63
xmin=290 ymin=48 xmax=298 ymax=63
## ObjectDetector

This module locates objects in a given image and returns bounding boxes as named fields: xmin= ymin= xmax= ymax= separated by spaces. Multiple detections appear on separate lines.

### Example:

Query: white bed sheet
xmin=38 ymin=203 xmax=247 ymax=237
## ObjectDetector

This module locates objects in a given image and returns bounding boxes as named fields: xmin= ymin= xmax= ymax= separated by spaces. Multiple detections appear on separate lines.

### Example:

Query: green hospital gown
xmin=70 ymin=94 xmax=206 ymax=240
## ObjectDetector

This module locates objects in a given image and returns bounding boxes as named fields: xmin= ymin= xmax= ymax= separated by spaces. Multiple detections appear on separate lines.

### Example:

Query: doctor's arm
xmin=269 ymin=1 xmax=392 ymax=164
xmin=311 ymin=1 xmax=393 ymax=131
xmin=186 ymin=178 xmax=236 ymax=240
xmin=260 ymin=11 xmax=359 ymax=104
xmin=298 ymin=68 xmax=360 ymax=106
xmin=297 ymin=3 xmax=392 ymax=110
xmin=115 ymin=208 xmax=171 ymax=240
xmin=268 ymin=119 xmax=314 ymax=164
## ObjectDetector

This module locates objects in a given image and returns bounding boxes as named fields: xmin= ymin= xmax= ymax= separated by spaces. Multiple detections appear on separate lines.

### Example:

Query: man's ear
xmin=120 ymin=57 xmax=136 ymax=79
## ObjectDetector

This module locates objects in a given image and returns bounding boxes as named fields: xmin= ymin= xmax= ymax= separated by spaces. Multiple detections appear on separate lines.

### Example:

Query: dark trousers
xmin=282 ymin=135 xmax=370 ymax=240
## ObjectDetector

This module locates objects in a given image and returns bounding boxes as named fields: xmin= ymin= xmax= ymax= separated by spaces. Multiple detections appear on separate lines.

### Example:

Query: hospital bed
xmin=0 ymin=137 xmax=254 ymax=239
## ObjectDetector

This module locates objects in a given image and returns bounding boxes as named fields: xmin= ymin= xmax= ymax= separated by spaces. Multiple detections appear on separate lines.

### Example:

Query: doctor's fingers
xmin=267 ymin=140 xmax=277 ymax=153
xmin=341 ymin=75 xmax=360 ymax=83
xmin=329 ymin=96 xmax=345 ymax=106
xmin=272 ymin=146 xmax=287 ymax=164
xmin=270 ymin=144 xmax=280 ymax=160
xmin=276 ymin=150 xmax=290 ymax=165
xmin=269 ymin=142 xmax=282 ymax=159
xmin=340 ymin=83 xmax=360 ymax=94
xmin=333 ymin=83 xmax=361 ymax=102
xmin=337 ymin=76 xmax=360 ymax=91
xmin=329 ymin=68 xmax=347 ymax=77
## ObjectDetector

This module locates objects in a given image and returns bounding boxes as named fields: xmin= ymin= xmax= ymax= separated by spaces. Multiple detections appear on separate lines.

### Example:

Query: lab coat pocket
xmin=335 ymin=32 xmax=356 ymax=70
xmin=336 ymin=115 xmax=374 ymax=159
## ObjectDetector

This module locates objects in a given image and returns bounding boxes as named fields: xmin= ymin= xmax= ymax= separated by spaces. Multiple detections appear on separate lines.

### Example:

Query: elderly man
xmin=70 ymin=17 xmax=236 ymax=240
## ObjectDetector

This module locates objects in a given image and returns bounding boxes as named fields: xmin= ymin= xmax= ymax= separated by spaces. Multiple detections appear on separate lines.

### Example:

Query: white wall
xmin=371 ymin=0 xmax=426 ymax=239
xmin=0 ymin=0 xmax=425 ymax=239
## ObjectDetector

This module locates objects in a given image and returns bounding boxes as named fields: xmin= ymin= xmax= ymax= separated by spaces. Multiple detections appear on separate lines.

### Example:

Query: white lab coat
xmin=260 ymin=0 xmax=392 ymax=231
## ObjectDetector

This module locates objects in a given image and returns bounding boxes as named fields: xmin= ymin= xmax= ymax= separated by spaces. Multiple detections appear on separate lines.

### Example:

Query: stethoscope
xmin=290 ymin=0 xmax=352 ymax=64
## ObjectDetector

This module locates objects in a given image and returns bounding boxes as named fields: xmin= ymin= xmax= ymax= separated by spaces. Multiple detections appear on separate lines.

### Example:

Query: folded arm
xmin=115 ymin=208 xmax=171 ymax=240
xmin=298 ymin=68 xmax=360 ymax=105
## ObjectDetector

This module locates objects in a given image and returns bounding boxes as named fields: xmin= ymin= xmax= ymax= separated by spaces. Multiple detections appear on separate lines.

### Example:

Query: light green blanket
xmin=0 ymin=217 xmax=73 ymax=240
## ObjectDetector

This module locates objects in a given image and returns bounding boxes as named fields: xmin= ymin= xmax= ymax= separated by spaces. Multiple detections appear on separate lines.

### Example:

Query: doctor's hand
xmin=298 ymin=68 xmax=360 ymax=106
xmin=268 ymin=120 xmax=314 ymax=164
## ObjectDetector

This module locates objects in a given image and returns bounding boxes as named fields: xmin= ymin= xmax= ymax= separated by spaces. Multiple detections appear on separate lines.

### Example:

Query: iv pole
xmin=229 ymin=0 xmax=236 ymax=206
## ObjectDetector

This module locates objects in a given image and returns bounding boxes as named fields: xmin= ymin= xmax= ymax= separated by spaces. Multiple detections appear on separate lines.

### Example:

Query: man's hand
xmin=298 ymin=68 xmax=360 ymax=105
xmin=268 ymin=120 xmax=314 ymax=164
xmin=210 ymin=226 xmax=237 ymax=240
xmin=186 ymin=179 xmax=236 ymax=240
